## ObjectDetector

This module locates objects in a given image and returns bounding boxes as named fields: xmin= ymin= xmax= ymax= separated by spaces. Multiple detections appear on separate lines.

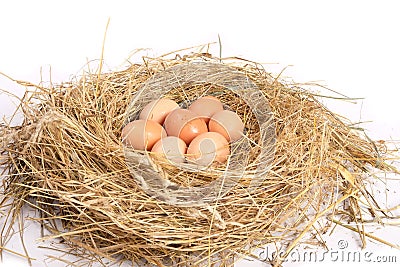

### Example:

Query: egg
xmin=164 ymin=109 xmax=208 ymax=145
xmin=186 ymin=132 xmax=230 ymax=166
xmin=151 ymin=136 xmax=187 ymax=163
xmin=121 ymin=120 xmax=167 ymax=150
xmin=188 ymin=95 xmax=224 ymax=123
xmin=139 ymin=98 xmax=179 ymax=124
xmin=209 ymin=110 xmax=244 ymax=142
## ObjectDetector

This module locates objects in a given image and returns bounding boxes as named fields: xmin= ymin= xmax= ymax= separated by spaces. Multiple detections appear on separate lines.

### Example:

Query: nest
xmin=0 ymin=48 xmax=398 ymax=266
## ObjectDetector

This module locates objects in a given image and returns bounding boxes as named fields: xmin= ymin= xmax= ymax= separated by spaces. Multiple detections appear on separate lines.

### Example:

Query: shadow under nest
xmin=0 ymin=51 xmax=396 ymax=267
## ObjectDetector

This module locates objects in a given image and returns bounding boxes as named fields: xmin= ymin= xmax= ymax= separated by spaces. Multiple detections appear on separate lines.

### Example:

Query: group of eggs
xmin=121 ymin=96 xmax=244 ymax=167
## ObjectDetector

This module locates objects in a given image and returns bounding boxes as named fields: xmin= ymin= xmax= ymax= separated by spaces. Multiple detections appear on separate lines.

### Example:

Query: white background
xmin=1 ymin=1 xmax=399 ymax=267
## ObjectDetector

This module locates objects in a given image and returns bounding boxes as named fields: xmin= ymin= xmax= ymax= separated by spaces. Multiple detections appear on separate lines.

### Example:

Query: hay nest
xmin=0 ymin=48 xmax=398 ymax=266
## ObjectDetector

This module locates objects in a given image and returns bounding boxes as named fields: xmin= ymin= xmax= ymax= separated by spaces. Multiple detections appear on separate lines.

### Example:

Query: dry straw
xmin=0 ymin=46 xmax=399 ymax=267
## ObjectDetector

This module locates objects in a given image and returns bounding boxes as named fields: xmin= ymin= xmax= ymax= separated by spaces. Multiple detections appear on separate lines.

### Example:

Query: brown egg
xmin=186 ymin=132 xmax=230 ymax=167
xmin=121 ymin=120 xmax=167 ymax=150
xmin=164 ymin=109 xmax=208 ymax=145
xmin=139 ymin=98 xmax=179 ymax=124
xmin=188 ymin=95 xmax=224 ymax=123
xmin=151 ymin=136 xmax=187 ymax=163
xmin=209 ymin=110 xmax=244 ymax=142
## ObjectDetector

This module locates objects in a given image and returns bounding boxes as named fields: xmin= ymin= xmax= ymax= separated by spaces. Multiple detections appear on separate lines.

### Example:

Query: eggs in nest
xmin=122 ymin=96 xmax=244 ymax=167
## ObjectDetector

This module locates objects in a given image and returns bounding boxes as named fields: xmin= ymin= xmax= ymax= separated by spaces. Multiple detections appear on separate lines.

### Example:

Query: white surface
xmin=1 ymin=1 xmax=399 ymax=266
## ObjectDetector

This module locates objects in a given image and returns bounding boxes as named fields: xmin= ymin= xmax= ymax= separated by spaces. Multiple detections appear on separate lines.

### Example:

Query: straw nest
xmin=0 ymin=48 xmax=398 ymax=267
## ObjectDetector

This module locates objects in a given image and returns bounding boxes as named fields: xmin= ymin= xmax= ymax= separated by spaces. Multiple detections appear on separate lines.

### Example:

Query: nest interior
xmin=0 ymin=50 xmax=397 ymax=266
xmin=142 ymin=82 xmax=262 ymax=187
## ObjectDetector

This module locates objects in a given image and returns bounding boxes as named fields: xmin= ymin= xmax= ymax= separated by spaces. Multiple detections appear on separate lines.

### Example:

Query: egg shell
xmin=186 ymin=132 xmax=230 ymax=167
xmin=209 ymin=110 xmax=244 ymax=142
xmin=139 ymin=98 xmax=179 ymax=124
xmin=164 ymin=109 xmax=208 ymax=145
xmin=122 ymin=120 xmax=167 ymax=150
xmin=151 ymin=136 xmax=187 ymax=163
xmin=188 ymin=95 xmax=224 ymax=123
